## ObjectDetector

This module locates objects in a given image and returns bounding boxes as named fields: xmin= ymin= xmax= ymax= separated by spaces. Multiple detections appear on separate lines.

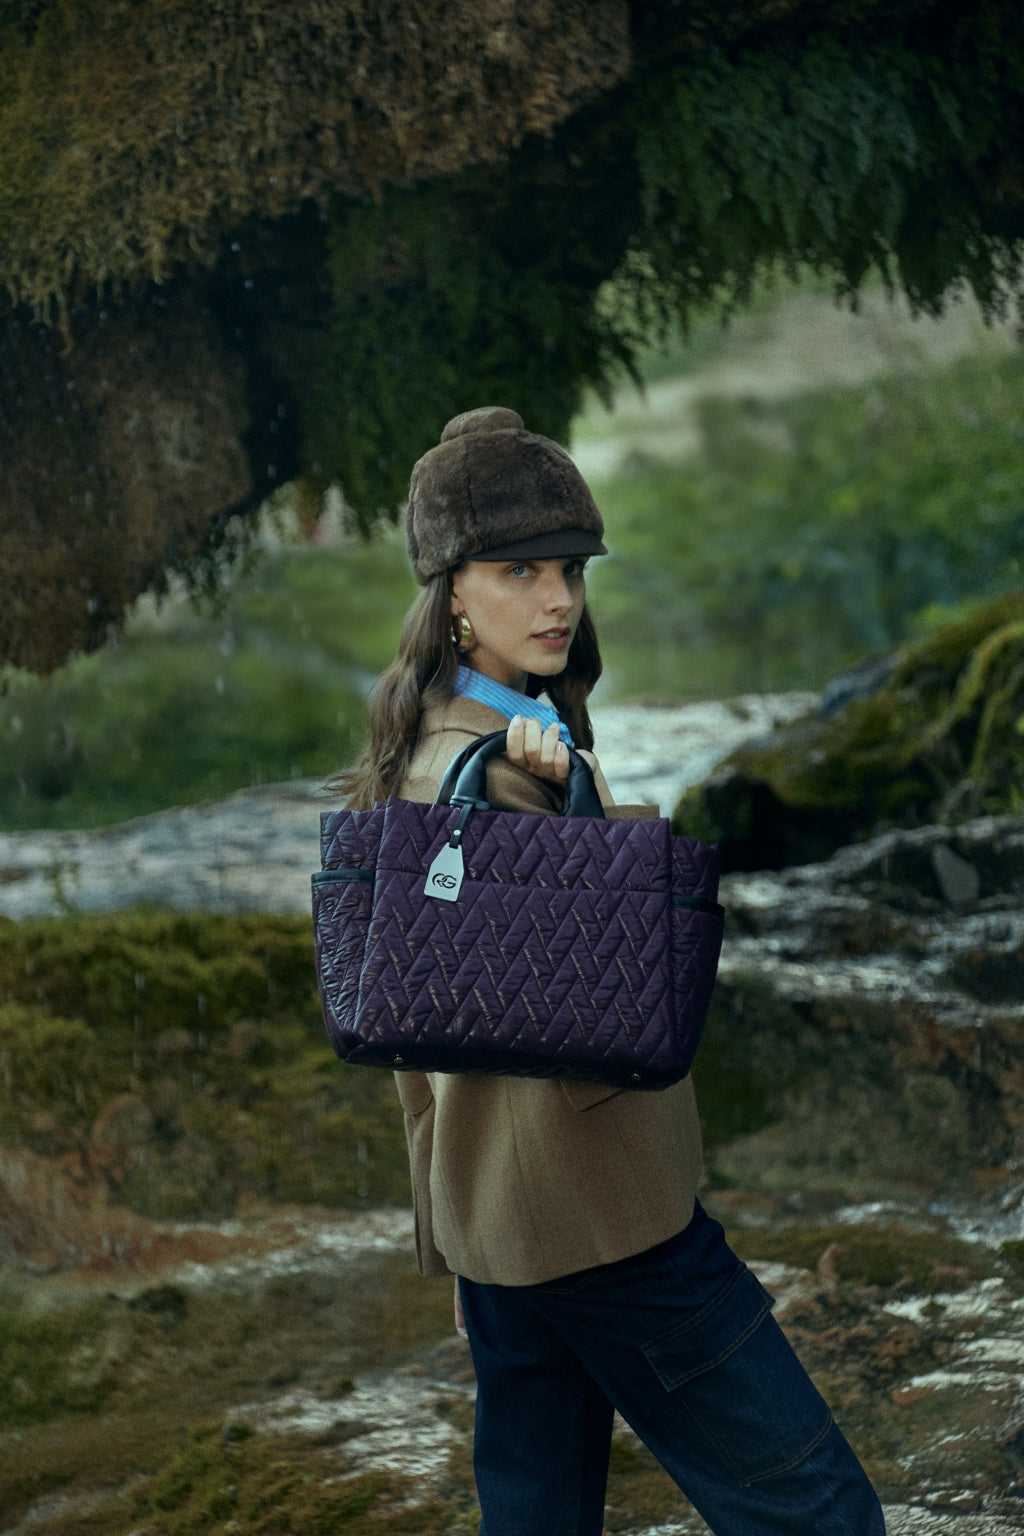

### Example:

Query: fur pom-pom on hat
xmin=406 ymin=406 xmax=606 ymax=583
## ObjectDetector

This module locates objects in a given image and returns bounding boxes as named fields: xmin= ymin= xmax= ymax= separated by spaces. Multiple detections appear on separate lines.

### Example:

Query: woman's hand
xmin=454 ymin=1277 xmax=468 ymax=1341
xmin=505 ymin=715 xmax=569 ymax=784
xmin=505 ymin=718 xmax=616 ymax=807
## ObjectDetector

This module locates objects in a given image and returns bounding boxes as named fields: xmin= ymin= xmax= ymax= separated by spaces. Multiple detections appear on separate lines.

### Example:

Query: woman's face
xmin=450 ymin=556 xmax=589 ymax=692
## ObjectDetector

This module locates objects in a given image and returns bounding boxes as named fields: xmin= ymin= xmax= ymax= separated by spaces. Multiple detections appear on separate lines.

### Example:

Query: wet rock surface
xmin=698 ymin=813 xmax=1024 ymax=1193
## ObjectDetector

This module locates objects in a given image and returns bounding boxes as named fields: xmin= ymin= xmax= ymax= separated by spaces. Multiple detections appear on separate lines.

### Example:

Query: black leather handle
xmin=436 ymin=729 xmax=606 ymax=819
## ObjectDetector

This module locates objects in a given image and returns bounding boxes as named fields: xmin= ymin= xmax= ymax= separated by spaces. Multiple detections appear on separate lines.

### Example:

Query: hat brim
xmin=470 ymin=528 xmax=607 ymax=562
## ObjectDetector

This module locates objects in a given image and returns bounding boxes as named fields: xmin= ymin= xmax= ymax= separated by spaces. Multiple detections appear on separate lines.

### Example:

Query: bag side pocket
xmin=312 ymin=872 xmax=373 ymax=1060
xmin=671 ymin=900 xmax=725 ymax=1075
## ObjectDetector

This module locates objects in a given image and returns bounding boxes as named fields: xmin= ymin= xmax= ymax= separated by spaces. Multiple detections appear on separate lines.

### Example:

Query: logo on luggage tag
xmin=424 ymin=842 xmax=464 ymax=901
xmin=425 ymin=800 xmax=475 ymax=901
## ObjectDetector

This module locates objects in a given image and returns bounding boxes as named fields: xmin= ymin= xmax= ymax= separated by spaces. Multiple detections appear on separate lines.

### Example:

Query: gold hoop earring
xmin=452 ymin=614 xmax=474 ymax=649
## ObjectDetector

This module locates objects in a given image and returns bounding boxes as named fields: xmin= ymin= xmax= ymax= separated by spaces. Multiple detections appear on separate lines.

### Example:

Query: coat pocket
xmin=558 ymin=1078 xmax=623 ymax=1112
xmin=394 ymin=1071 xmax=435 ymax=1117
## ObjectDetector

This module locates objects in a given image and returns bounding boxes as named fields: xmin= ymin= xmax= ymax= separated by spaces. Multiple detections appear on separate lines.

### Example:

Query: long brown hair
xmin=333 ymin=569 xmax=603 ymax=809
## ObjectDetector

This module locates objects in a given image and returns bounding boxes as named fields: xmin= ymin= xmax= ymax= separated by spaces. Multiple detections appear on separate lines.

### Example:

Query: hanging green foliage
xmin=627 ymin=17 xmax=1024 ymax=328
xmin=295 ymin=2 xmax=1024 ymax=517
xmin=298 ymin=175 xmax=641 ymax=516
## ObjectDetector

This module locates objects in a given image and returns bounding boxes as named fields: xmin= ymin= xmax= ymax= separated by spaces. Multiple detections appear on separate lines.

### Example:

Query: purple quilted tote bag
xmin=312 ymin=731 xmax=724 ymax=1089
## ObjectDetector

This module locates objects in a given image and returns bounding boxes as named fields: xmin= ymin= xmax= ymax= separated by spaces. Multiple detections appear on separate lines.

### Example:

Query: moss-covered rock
xmin=673 ymin=591 xmax=1024 ymax=871
xmin=140 ymin=1421 xmax=471 ymax=1535
xmin=728 ymin=1222 xmax=1000 ymax=1296
xmin=6 ymin=1 xmax=1024 ymax=672
xmin=0 ymin=290 xmax=255 ymax=673
xmin=0 ymin=0 xmax=631 ymax=315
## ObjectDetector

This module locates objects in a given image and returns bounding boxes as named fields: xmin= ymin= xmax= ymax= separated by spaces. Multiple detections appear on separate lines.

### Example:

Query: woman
xmin=338 ymin=406 xmax=885 ymax=1536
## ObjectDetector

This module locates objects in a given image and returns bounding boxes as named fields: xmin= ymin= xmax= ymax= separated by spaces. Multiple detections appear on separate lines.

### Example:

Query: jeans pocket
xmin=642 ymin=1265 xmax=833 ymax=1485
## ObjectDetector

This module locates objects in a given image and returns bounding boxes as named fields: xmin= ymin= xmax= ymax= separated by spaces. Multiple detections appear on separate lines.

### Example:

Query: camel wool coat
xmin=394 ymin=695 xmax=703 ymax=1286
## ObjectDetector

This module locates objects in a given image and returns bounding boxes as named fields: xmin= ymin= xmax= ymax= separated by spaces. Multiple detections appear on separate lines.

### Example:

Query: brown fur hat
xmin=406 ymin=406 xmax=606 ymax=583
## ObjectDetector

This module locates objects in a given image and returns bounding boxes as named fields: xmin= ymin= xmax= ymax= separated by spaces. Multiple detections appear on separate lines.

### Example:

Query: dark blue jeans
xmin=459 ymin=1202 xmax=885 ymax=1536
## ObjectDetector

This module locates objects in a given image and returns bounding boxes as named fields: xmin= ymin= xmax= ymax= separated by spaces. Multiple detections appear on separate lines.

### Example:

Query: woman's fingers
xmin=506 ymin=716 xmax=569 ymax=784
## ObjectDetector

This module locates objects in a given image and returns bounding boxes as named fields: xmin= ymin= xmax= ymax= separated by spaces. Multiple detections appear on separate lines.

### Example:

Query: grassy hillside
xmin=0 ymin=908 xmax=410 ymax=1223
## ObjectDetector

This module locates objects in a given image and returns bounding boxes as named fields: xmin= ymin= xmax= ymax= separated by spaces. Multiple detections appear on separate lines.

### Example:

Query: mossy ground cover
xmin=141 ymin=1427 xmax=473 ymax=1536
xmin=0 ymin=1250 xmax=466 ymax=1534
xmin=727 ymin=1223 xmax=1001 ymax=1297
xmin=3 ymin=904 xmax=1023 ymax=1528
xmin=4 ymin=1202 xmax=1021 ymax=1533
xmin=0 ymin=908 xmax=411 ymax=1222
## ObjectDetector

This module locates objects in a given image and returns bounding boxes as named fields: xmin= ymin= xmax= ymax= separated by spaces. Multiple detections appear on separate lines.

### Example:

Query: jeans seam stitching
xmin=643 ymin=1292 xmax=773 ymax=1388
xmin=741 ymin=1408 xmax=836 ymax=1486
xmin=643 ymin=1261 xmax=747 ymax=1353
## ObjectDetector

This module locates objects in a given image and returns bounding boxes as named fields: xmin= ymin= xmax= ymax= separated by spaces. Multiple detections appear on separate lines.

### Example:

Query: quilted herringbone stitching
xmin=360 ymin=879 xmax=672 ymax=1026
xmin=476 ymin=819 xmax=668 ymax=893
xmin=375 ymin=799 xmax=672 ymax=893
xmin=671 ymin=907 xmax=725 ymax=1027
xmin=321 ymin=804 xmax=719 ymax=900
xmin=320 ymin=806 xmax=384 ymax=870
xmin=355 ymin=877 xmax=677 ymax=1071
